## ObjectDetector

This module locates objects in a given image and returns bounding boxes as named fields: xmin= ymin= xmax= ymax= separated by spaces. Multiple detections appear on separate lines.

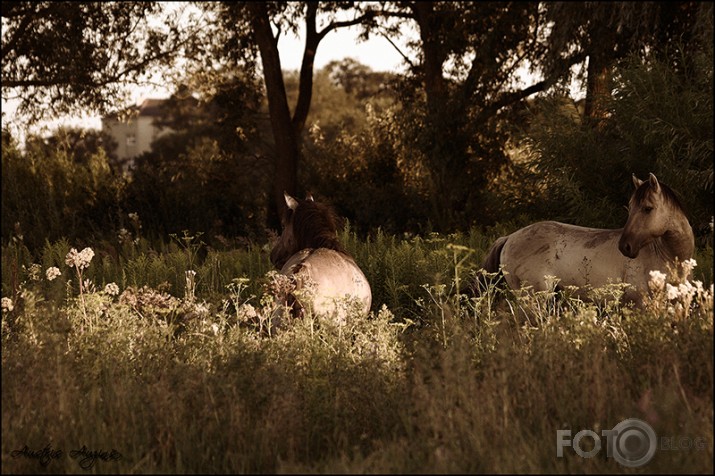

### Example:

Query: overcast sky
xmin=279 ymin=24 xmax=410 ymax=73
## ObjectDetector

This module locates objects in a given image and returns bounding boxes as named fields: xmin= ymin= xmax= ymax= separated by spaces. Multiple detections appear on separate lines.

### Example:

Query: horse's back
xmin=500 ymin=221 xmax=628 ymax=292
xmin=282 ymin=248 xmax=372 ymax=320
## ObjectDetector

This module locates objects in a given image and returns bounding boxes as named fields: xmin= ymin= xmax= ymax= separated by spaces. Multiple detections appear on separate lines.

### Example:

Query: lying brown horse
xmin=481 ymin=173 xmax=694 ymax=305
xmin=270 ymin=192 xmax=372 ymax=326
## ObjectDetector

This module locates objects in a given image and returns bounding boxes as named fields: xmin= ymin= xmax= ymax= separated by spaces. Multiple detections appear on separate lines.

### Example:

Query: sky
xmin=279 ymin=25 xmax=410 ymax=74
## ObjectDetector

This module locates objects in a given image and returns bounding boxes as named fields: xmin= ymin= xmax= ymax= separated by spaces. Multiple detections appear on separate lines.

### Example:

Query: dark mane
xmin=292 ymin=199 xmax=347 ymax=254
xmin=633 ymin=179 xmax=686 ymax=213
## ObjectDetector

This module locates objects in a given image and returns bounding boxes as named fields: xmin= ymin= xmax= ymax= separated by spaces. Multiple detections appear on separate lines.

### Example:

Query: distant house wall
xmin=102 ymin=98 xmax=173 ymax=170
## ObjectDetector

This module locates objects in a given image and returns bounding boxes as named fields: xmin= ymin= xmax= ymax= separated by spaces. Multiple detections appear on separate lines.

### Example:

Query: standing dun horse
xmin=481 ymin=173 xmax=694 ymax=305
xmin=270 ymin=192 xmax=372 ymax=327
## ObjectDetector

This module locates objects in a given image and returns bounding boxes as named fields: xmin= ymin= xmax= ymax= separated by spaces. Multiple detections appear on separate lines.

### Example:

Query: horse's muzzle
xmin=618 ymin=239 xmax=639 ymax=259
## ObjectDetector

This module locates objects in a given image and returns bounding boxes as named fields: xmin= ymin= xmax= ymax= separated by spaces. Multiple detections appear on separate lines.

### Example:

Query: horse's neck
xmin=654 ymin=212 xmax=694 ymax=262
xmin=302 ymin=232 xmax=344 ymax=254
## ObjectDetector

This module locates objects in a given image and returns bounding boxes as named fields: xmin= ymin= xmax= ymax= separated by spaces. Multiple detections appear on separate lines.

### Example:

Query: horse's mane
xmin=292 ymin=199 xmax=347 ymax=254
xmin=633 ymin=179 xmax=686 ymax=213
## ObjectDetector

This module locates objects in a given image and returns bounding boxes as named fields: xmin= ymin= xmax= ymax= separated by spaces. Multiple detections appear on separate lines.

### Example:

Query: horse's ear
xmin=647 ymin=173 xmax=661 ymax=193
xmin=306 ymin=193 xmax=314 ymax=202
xmin=632 ymin=174 xmax=644 ymax=189
xmin=284 ymin=191 xmax=299 ymax=211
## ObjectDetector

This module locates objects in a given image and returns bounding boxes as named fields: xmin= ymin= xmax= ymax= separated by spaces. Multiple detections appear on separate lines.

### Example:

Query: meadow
xmin=2 ymin=227 xmax=713 ymax=474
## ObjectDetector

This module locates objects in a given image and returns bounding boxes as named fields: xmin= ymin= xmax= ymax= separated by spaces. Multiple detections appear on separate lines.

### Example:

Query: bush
xmin=1 ymin=128 xmax=123 ymax=251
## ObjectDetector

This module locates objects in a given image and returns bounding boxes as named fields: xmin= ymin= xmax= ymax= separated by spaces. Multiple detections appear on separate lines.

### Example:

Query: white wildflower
xmin=1 ymin=297 xmax=13 ymax=312
xmin=693 ymin=280 xmax=704 ymax=293
xmin=65 ymin=248 xmax=77 ymax=266
xmin=46 ymin=267 xmax=61 ymax=281
xmin=543 ymin=275 xmax=560 ymax=291
xmin=65 ymin=247 xmax=95 ymax=270
xmin=104 ymin=282 xmax=120 ymax=296
xmin=666 ymin=284 xmax=679 ymax=301
xmin=211 ymin=323 xmax=220 ymax=335
xmin=118 ymin=228 xmax=132 ymax=243
xmin=194 ymin=302 xmax=210 ymax=316
xmin=79 ymin=248 xmax=94 ymax=267
xmin=681 ymin=258 xmax=697 ymax=274
xmin=677 ymin=282 xmax=696 ymax=301
xmin=83 ymin=279 xmax=95 ymax=293
xmin=28 ymin=263 xmax=42 ymax=281
xmin=648 ymin=270 xmax=667 ymax=291
xmin=240 ymin=303 xmax=257 ymax=319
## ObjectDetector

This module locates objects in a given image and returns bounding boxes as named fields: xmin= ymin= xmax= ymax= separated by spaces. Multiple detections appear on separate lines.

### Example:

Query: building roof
xmin=102 ymin=98 xmax=168 ymax=122
xmin=137 ymin=98 xmax=166 ymax=117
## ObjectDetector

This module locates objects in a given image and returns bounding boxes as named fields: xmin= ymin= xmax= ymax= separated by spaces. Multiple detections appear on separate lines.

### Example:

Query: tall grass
xmin=2 ymin=228 xmax=713 ymax=473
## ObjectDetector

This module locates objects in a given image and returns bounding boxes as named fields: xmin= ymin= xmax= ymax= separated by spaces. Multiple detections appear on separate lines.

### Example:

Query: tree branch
xmin=1 ymin=12 xmax=34 ymax=60
xmin=316 ymin=11 xmax=377 ymax=42
xmin=379 ymin=30 xmax=414 ymax=69
xmin=474 ymin=50 xmax=588 ymax=125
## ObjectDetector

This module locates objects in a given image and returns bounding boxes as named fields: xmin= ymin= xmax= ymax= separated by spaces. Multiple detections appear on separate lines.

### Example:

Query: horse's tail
xmin=482 ymin=236 xmax=508 ymax=274
xmin=473 ymin=235 xmax=508 ymax=295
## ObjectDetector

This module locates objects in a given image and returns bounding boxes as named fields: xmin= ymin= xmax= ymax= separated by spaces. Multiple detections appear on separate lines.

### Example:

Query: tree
xmin=539 ymin=2 xmax=712 ymax=124
xmin=1 ymin=2 xmax=196 ymax=122
xmin=323 ymin=58 xmax=394 ymax=102
xmin=208 ymin=2 xmax=379 ymax=228
xmin=2 ymin=126 xmax=122 ymax=249
xmin=124 ymin=74 xmax=271 ymax=241
xmin=359 ymin=2 xmax=587 ymax=229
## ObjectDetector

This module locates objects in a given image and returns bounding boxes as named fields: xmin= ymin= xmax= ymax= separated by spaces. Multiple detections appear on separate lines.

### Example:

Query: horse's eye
xmin=643 ymin=206 xmax=654 ymax=214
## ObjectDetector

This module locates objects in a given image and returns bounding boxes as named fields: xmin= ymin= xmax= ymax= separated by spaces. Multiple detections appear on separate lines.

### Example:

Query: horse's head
xmin=618 ymin=173 xmax=679 ymax=259
xmin=270 ymin=192 xmax=344 ymax=269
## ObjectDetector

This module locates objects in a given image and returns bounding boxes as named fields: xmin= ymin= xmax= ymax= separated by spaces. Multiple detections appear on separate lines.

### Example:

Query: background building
xmin=102 ymin=98 xmax=172 ymax=170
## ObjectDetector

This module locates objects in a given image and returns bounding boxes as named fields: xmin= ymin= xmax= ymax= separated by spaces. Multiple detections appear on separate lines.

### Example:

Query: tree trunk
xmin=584 ymin=52 xmax=612 ymax=127
xmin=249 ymin=3 xmax=299 ymax=229
xmin=413 ymin=2 xmax=447 ymax=117
xmin=292 ymin=3 xmax=319 ymax=136
xmin=411 ymin=2 xmax=456 ymax=230
xmin=584 ymin=20 xmax=615 ymax=128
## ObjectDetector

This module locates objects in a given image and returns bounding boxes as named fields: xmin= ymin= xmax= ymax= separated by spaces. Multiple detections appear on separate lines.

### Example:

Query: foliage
xmin=540 ymin=2 xmax=713 ymax=81
xmin=124 ymin=79 xmax=271 ymax=242
xmin=1 ymin=2 xmax=199 ymax=122
xmin=364 ymin=2 xmax=554 ymax=231
xmin=1 ymin=128 xmax=124 ymax=251
xmin=514 ymin=43 xmax=713 ymax=232
xmin=303 ymin=97 xmax=429 ymax=235
xmin=610 ymin=45 xmax=714 ymax=231
xmin=154 ymin=69 xmax=264 ymax=157
xmin=287 ymin=61 xmax=398 ymax=144
xmin=4 ymin=2 xmax=713 ymax=239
